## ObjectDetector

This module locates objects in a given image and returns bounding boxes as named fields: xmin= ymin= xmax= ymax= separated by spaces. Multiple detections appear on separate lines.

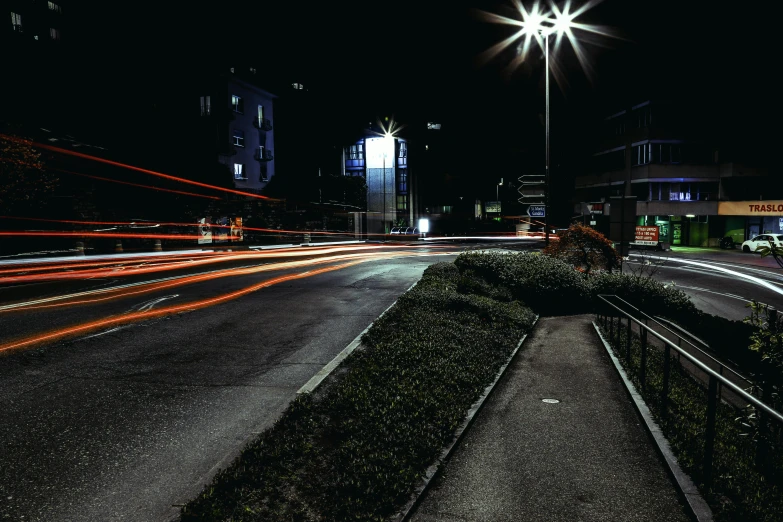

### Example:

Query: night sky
xmin=28 ymin=0 xmax=777 ymax=206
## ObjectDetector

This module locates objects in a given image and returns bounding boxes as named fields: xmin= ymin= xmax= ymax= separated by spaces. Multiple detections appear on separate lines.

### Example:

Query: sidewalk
xmin=410 ymin=315 xmax=691 ymax=522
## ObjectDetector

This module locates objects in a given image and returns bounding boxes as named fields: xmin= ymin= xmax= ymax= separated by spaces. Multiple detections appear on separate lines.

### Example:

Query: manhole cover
xmin=542 ymin=398 xmax=560 ymax=404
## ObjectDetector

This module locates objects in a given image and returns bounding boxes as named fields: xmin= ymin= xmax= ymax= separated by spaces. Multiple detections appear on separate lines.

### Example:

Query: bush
xmin=455 ymin=251 xmax=591 ymax=315
xmin=180 ymin=261 xmax=537 ymax=521
xmin=544 ymin=223 xmax=621 ymax=274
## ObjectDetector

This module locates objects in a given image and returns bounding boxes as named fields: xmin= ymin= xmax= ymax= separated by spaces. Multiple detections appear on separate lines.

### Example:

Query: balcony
xmin=255 ymin=147 xmax=273 ymax=161
xmin=253 ymin=117 xmax=273 ymax=131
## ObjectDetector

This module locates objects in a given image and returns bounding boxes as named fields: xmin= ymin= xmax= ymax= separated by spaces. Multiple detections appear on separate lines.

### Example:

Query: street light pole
xmin=544 ymin=31 xmax=550 ymax=247
xmin=383 ymin=152 xmax=387 ymax=234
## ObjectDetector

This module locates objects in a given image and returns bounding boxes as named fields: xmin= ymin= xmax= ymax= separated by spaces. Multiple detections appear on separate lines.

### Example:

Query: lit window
xmin=230 ymin=67 xmax=235 ymax=73
xmin=48 ymin=2 xmax=62 ymax=13
xmin=200 ymin=95 xmax=211 ymax=116
xmin=232 ymin=129 xmax=245 ymax=147
xmin=231 ymin=95 xmax=243 ymax=113
xmin=233 ymin=163 xmax=245 ymax=179
xmin=398 ymin=142 xmax=407 ymax=158
xmin=11 ymin=12 xmax=22 ymax=32
xmin=397 ymin=170 xmax=408 ymax=193
xmin=396 ymin=195 xmax=408 ymax=211
xmin=257 ymin=105 xmax=264 ymax=124
xmin=425 ymin=144 xmax=429 ymax=150
xmin=292 ymin=82 xmax=303 ymax=90
xmin=249 ymin=67 xmax=257 ymax=74
xmin=49 ymin=27 xmax=60 ymax=40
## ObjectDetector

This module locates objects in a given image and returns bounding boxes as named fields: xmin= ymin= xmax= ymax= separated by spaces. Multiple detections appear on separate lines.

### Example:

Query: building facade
xmin=574 ymin=100 xmax=770 ymax=247
xmin=194 ymin=70 xmax=276 ymax=192
xmin=342 ymin=130 xmax=414 ymax=235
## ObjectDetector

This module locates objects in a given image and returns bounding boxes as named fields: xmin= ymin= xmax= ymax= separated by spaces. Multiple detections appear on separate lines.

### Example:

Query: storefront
xmin=718 ymin=201 xmax=783 ymax=241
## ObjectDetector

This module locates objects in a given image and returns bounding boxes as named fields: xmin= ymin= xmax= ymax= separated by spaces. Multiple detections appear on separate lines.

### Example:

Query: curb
xmin=395 ymin=314 xmax=540 ymax=522
xmin=297 ymin=279 xmax=420 ymax=395
xmin=592 ymin=322 xmax=714 ymax=522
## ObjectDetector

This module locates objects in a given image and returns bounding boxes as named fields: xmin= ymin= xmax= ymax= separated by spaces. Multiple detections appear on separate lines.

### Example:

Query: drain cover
xmin=542 ymin=398 xmax=560 ymax=404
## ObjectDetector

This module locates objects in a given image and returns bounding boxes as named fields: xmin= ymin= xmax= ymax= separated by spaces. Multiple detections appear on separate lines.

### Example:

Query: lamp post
xmin=383 ymin=150 xmax=387 ymax=234
xmin=478 ymin=1 xmax=614 ymax=246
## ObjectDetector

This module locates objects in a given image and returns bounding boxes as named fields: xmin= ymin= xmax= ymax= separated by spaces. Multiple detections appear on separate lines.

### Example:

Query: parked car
xmin=741 ymin=233 xmax=783 ymax=253
xmin=719 ymin=236 xmax=735 ymax=249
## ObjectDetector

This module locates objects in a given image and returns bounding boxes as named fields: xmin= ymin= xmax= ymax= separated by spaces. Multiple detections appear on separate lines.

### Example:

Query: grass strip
xmin=180 ymin=262 xmax=536 ymax=521
xmin=599 ymin=321 xmax=783 ymax=522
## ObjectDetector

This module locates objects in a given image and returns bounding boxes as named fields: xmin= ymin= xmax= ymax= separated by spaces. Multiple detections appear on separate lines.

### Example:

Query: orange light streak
xmin=55 ymin=169 xmax=222 ymax=200
xmin=0 ymin=261 xmax=363 ymax=353
xmin=2 ymin=251 xmax=409 ymax=313
xmin=0 ymin=133 xmax=277 ymax=201
xmin=0 ymin=244 xmax=386 ymax=282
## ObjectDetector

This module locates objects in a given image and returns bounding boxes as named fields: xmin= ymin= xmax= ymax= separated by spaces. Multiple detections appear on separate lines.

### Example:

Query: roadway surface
xmin=624 ymin=247 xmax=783 ymax=321
xmin=0 ymin=240 xmax=537 ymax=522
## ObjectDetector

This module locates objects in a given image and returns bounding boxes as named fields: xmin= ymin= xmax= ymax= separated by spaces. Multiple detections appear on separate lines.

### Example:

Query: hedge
xmin=179 ymin=262 xmax=536 ymax=521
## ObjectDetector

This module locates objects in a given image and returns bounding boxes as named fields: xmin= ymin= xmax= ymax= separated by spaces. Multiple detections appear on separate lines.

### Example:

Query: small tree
xmin=544 ymin=223 xmax=622 ymax=274
xmin=0 ymin=133 xmax=57 ymax=214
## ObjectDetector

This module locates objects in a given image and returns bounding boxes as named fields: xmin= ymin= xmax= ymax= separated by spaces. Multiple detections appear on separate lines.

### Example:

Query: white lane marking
xmin=81 ymin=326 xmax=129 ymax=340
xmin=127 ymin=294 xmax=179 ymax=313
xmin=672 ymin=285 xmax=750 ymax=302
xmin=651 ymin=262 xmax=783 ymax=287
xmin=631 ymin=255 xmax=783 ymax=297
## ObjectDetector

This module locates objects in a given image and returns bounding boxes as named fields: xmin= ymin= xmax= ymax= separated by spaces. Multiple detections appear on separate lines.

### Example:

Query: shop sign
xmin=719 ymin=201 xmax=783 ymax=216
xmin=634 ymin=226 xmax=659 ymax=245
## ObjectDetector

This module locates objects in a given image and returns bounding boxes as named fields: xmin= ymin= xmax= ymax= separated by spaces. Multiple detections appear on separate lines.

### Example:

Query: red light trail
xmin=0 ymin=133 xmax=277 ymax=201
xmin=55 ymin=169 xmax=222 ymax=200
xmin=0 ymin=261 xmax=362 ymax=354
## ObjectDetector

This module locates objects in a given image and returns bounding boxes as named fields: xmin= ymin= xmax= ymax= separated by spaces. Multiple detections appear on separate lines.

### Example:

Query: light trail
xmin=0 ymin=133 xmax=277 ymax=201
xmin=55 ymin=169 xmax=222 ymax=200
xmin=0 ymin=261 xmax=360 ymax=354
xmin=1 ymin=250 xmax=428 ymax=312
xmin=0 ymin=244 xmax=454 ymax=283
xmin=0 ymin=215 xmax=391 ymax=238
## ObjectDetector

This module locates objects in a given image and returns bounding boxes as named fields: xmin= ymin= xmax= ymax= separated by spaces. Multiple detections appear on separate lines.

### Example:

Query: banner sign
xmin=634 ymin=226 xmax=659 ymax=245
xmin=719 ymin=201 xmax=783 ymax=216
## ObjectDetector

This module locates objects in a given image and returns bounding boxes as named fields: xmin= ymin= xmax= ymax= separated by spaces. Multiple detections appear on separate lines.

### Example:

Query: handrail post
xmin=626 ymin=316 xmax=632 ymax=362
xmin=703 ymin=375 xmax=718 ymax=487
xmin=640 ymin=327 xmax=647 ymax=391
xmin=609 ymin=311 xmax=615 ymax=341
xmin=661 ymin=341 xmax=671 ymax=421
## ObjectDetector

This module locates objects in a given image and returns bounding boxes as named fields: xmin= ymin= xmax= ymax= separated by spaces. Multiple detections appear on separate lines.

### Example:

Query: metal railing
xmin=596 ymin=294 xmax=783 ymax=486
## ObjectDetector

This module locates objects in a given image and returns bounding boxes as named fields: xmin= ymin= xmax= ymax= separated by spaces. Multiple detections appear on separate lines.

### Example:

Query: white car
xmin=741 ymin=233 xmax=783 ymax=253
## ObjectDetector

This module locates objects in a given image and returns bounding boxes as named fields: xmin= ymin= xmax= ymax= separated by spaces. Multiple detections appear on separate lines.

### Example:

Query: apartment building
xmin=574 ymin=99 xmax=769 ymax=247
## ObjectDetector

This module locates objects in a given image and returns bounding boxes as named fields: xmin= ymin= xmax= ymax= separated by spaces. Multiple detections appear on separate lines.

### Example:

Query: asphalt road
xmin=0 ymin=244 xmax=462 ymax=521
xmin=0 ymin=240 xmax=545 ymax=522
xmin=625 ymin=248 xmax=783 ymax=321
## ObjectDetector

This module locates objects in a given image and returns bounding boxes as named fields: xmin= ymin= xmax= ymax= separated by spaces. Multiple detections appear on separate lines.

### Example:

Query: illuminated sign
xmin=527 ymin=205 xmax=545 ymax=217
xmin=586 ymin=202 xmax=604 ymax=214
xmin=719 ymin=201 xmax=783 ymax=216
xmin=365 ymin=137 xmax=395 ymax=169
xmin=230 ymin=217 xmax=243 ymax=242
xmin=427 ymin=122 xmax=441 ymax=130
xmin=418 ymin=218 xmax=430 ymax=233
xmin=634 ymin=226 xmax=659 ymax=245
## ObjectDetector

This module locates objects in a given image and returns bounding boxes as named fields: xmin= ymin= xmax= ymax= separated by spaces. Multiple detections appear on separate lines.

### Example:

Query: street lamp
xmin=478 ymin=1 xmax=615 ymax=246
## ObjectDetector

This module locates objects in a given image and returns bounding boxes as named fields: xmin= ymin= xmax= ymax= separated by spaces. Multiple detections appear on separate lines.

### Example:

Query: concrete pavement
xmin=410 ymin=315 xmax=692 ymax=522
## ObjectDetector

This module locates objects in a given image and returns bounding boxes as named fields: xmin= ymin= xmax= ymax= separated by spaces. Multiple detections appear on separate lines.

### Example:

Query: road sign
xmin=527 ymin=205 xmax=546 ymax=217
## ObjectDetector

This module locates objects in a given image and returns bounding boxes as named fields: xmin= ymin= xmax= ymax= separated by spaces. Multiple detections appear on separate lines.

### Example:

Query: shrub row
xmin=180 ymin=262 xmax=537 ymax=521
xmin=600 ymin=322 xmax=783 ymax=521
xmin=455 ymin=251 xmax=767 ymax=379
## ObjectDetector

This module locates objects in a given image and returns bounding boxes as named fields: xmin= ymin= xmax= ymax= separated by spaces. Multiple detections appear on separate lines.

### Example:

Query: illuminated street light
xmin=477 ymin=0 xmax=617 ymax=246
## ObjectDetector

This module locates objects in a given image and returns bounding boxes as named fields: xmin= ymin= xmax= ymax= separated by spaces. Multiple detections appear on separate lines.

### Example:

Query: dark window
xmin=397 ymin=169 xmax=408 ymax=193
xmin=632 ymin=143 xmax=650 ymax=165
xmin=233 ymin=129 xmax=245 ymax=147
xmin=200 ymin=96 xmax=211 ymax=116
